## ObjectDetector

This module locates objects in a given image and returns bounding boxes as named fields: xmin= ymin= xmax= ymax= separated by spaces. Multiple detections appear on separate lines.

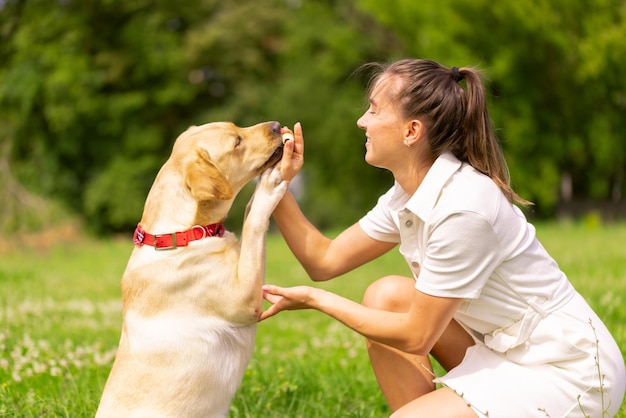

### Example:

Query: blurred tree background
xmin=0 ymin=0 xmax=624 ymax=235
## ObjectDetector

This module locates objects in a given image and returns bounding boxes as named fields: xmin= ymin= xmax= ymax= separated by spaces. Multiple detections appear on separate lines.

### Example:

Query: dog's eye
xmin=235 ymin=135 xmax=243 ymax=147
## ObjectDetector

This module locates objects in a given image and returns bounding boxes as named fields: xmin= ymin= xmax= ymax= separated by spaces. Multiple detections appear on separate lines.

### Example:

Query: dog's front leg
xmin=234 ymin=166 xmax=288 ymax=322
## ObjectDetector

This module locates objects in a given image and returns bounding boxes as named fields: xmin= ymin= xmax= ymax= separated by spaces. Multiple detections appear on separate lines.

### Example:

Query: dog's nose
xmin=270 ymin=121 xmax=281 ymax=135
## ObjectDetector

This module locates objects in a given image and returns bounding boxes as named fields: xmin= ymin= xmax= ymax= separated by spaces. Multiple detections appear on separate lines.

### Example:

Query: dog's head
xmin=175 ymin=121 xmax=284 ymax=201
xmin=141 ymin=121 xmax=284 ymax=229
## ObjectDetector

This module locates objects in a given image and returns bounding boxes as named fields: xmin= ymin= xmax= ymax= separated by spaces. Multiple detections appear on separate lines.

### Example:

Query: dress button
xmin=411 ymin=261 xmax=419 ymax=268
xmin=405 ymin=220 xmax=413 ymax=227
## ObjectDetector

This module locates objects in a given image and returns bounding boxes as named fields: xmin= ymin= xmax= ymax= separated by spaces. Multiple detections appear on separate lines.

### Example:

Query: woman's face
xmin=356 ymin=75 xmax=407 ymax=171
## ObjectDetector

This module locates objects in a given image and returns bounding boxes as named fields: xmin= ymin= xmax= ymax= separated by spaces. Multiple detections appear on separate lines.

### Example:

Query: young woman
xmin=268 ymin=58 xmax=626 ymax=417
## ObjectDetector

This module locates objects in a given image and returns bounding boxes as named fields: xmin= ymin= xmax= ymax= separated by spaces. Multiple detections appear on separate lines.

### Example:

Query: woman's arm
xmin=275 ymin=123 xmax=395 ymax=281
xmin=260 ymin=284 xmax=463 ymax=356
xmin=273 ymin=196 xmax=395 ymax=281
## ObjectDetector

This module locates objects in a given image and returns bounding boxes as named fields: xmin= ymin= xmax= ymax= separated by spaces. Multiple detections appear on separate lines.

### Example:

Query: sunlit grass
xmin=0 ymin=222 xmax=624 ymax=417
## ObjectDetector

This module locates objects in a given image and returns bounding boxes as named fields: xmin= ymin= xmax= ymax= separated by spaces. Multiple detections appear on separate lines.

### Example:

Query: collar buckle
xmin=154 ymin=232 xmax=177 ymax=250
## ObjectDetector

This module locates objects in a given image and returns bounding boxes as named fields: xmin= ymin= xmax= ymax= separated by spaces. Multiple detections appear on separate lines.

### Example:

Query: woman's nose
xmin=356 ymin=114 xmax=366 ymax=130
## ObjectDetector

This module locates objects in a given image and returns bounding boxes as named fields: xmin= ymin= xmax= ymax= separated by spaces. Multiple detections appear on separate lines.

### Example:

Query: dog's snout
xmin=270 ymin=121 xmax=281 ymax=136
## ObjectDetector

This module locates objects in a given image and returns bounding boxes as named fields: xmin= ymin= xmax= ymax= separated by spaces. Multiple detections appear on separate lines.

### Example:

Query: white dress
xmin=359 ymin=152 xmax=626 ymax=417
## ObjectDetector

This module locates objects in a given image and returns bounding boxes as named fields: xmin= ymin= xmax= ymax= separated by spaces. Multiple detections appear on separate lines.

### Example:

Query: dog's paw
xmin=261 ymin=166 xmax=288 ymax=197
xmin=251 ymin=166 xmax=288 ymax=213
xmin=263 ymin=165 xmax=284 ymax=189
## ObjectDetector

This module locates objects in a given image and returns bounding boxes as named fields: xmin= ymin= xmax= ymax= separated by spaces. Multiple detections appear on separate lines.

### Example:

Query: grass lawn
xmin=0 ymin=221 xmax=624 ymax=417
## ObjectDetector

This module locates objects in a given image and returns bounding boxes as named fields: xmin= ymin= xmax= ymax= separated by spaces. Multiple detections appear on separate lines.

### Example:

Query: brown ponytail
xmin=367 ymin=59 xmax=530 ymax=206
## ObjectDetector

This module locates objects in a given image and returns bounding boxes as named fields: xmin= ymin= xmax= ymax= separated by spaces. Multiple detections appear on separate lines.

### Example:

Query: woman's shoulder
xmin=439 ymin=163 xmax=507 ymax=220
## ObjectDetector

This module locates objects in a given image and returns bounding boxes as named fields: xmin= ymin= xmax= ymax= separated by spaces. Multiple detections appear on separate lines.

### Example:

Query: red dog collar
xmin=133 ymin=223 xmax=225 ymax=250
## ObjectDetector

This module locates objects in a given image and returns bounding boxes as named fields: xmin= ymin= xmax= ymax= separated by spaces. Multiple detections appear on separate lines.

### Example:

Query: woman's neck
xmin=393 ymin=152 xmax=435 ymax=195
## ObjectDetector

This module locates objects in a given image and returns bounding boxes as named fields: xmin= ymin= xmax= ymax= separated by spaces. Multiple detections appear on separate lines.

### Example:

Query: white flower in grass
xmin=293 ymin=345 xmax=307 ymax=358
xmin=26 ymin=388 xmax=35 ymax=402
xmin=37 ymin=340 xmax=50 ymax=351
xmin=22 ymin=334 xmax=34 ymax=349
xmin=32 ymin=362 xmax=46 ymax=374
xmin=93 ymin=348 xmax=117 ymax=366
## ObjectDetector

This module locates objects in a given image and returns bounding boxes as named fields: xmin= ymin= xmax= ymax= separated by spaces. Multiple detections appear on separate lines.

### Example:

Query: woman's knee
xmin=362 ymin=275 xmax=415 ymax=312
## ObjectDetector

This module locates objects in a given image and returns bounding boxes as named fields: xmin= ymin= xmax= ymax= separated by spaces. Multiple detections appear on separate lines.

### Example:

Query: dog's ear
xmin=185 ymin=148 xmax=234 ymax=201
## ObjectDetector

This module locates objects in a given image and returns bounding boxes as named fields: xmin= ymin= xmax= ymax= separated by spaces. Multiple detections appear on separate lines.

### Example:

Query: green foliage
xmin=359 ymin=0 xmax=626 ymax=213
xmin=0 ymin=0 xmax=398 ymax=232
xmin=84 ymin=155 xmax=160 ymax=231
xmin=1 ymin=0 xmax=624 ymax=233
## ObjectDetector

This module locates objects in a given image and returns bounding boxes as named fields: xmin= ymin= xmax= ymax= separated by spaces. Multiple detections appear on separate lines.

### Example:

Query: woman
xmin=268 ymin=58 xmax=625 ymax=417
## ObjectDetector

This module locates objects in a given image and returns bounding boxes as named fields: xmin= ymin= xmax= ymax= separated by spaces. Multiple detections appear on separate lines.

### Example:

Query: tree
xmin=1 ymin=0 xmax=215 ymax=231
xmin=0 ymin=0 xmax=289 ymax=232
xmin=1 ymin=0 xmax=401 ymax=232
xmin=2 ymin=0 xmax=623 ymax=235
xmin=359 ymin=0 xmax=626 ymax=215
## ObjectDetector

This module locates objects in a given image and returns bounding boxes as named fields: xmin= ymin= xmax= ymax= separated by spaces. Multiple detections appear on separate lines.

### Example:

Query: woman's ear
xmin=404 ymin=119 xmax=423 ymax=147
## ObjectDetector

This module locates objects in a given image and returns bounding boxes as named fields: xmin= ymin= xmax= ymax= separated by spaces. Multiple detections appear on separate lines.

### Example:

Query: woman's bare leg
xmin=391 ymin=387 xmax=479 ymax=418
xmin=362 ymin=275 xmax=475 ymax=412
xmin=363 ymin=276 xmax=434 ymax=410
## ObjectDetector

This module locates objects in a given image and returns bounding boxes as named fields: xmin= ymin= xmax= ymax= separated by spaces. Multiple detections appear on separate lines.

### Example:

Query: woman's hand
xmin=279 ymin=122 xmax=304 ymax=182
xmin=259 ymin=284 xmax=318 ymax=321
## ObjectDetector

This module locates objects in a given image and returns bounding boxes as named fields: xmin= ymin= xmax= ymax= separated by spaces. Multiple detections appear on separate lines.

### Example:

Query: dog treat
xmin=282 ymin=132 xmax=294 ymax=144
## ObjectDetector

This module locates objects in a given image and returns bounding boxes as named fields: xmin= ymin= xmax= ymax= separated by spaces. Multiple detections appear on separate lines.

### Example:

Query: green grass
xmin=0 ymin=221 xmax=624 ymax=417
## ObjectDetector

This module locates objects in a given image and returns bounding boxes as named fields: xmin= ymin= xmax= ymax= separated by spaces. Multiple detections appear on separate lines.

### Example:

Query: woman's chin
xmin=364 ymin=154 xmax=383 ymax=169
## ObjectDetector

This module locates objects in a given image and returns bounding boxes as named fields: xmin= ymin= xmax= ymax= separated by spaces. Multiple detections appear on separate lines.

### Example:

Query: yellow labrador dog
xmin=96 ymin=121 xmax=288 ymax=418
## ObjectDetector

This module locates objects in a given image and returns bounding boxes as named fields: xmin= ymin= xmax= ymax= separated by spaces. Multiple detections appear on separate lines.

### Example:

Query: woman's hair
xmin=365 ymin=58 xmax=530 ymax=206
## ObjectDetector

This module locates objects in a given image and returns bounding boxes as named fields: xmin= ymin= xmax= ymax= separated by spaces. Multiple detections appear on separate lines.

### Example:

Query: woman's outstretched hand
xmin=259 ymin=284 xmax=317 ymax=321
xmin=279 ymin=122 xmax=304 ymax=183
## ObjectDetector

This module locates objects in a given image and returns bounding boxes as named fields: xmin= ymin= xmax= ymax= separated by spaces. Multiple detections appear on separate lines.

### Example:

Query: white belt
xmin=484 ymin=296 xmax=548 ymax=352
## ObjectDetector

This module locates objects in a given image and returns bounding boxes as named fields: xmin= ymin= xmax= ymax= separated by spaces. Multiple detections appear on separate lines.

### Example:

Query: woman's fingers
xmin=293 ymin=122 xmax=304 ymax=158
xmin=260 ymin=285 xmax=316 ymax=321
xmin=259 ymin=285 xmax=286 ymax=321
xmin=278 ymin=123 xmax=304 ymax=182
xmin=259 ymin=304 xmax=280 ymax=321
xmin=262 ymin=286 xmax=284 ymax=304
xmin=279 ymin=139 xmax=294 ymax=181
